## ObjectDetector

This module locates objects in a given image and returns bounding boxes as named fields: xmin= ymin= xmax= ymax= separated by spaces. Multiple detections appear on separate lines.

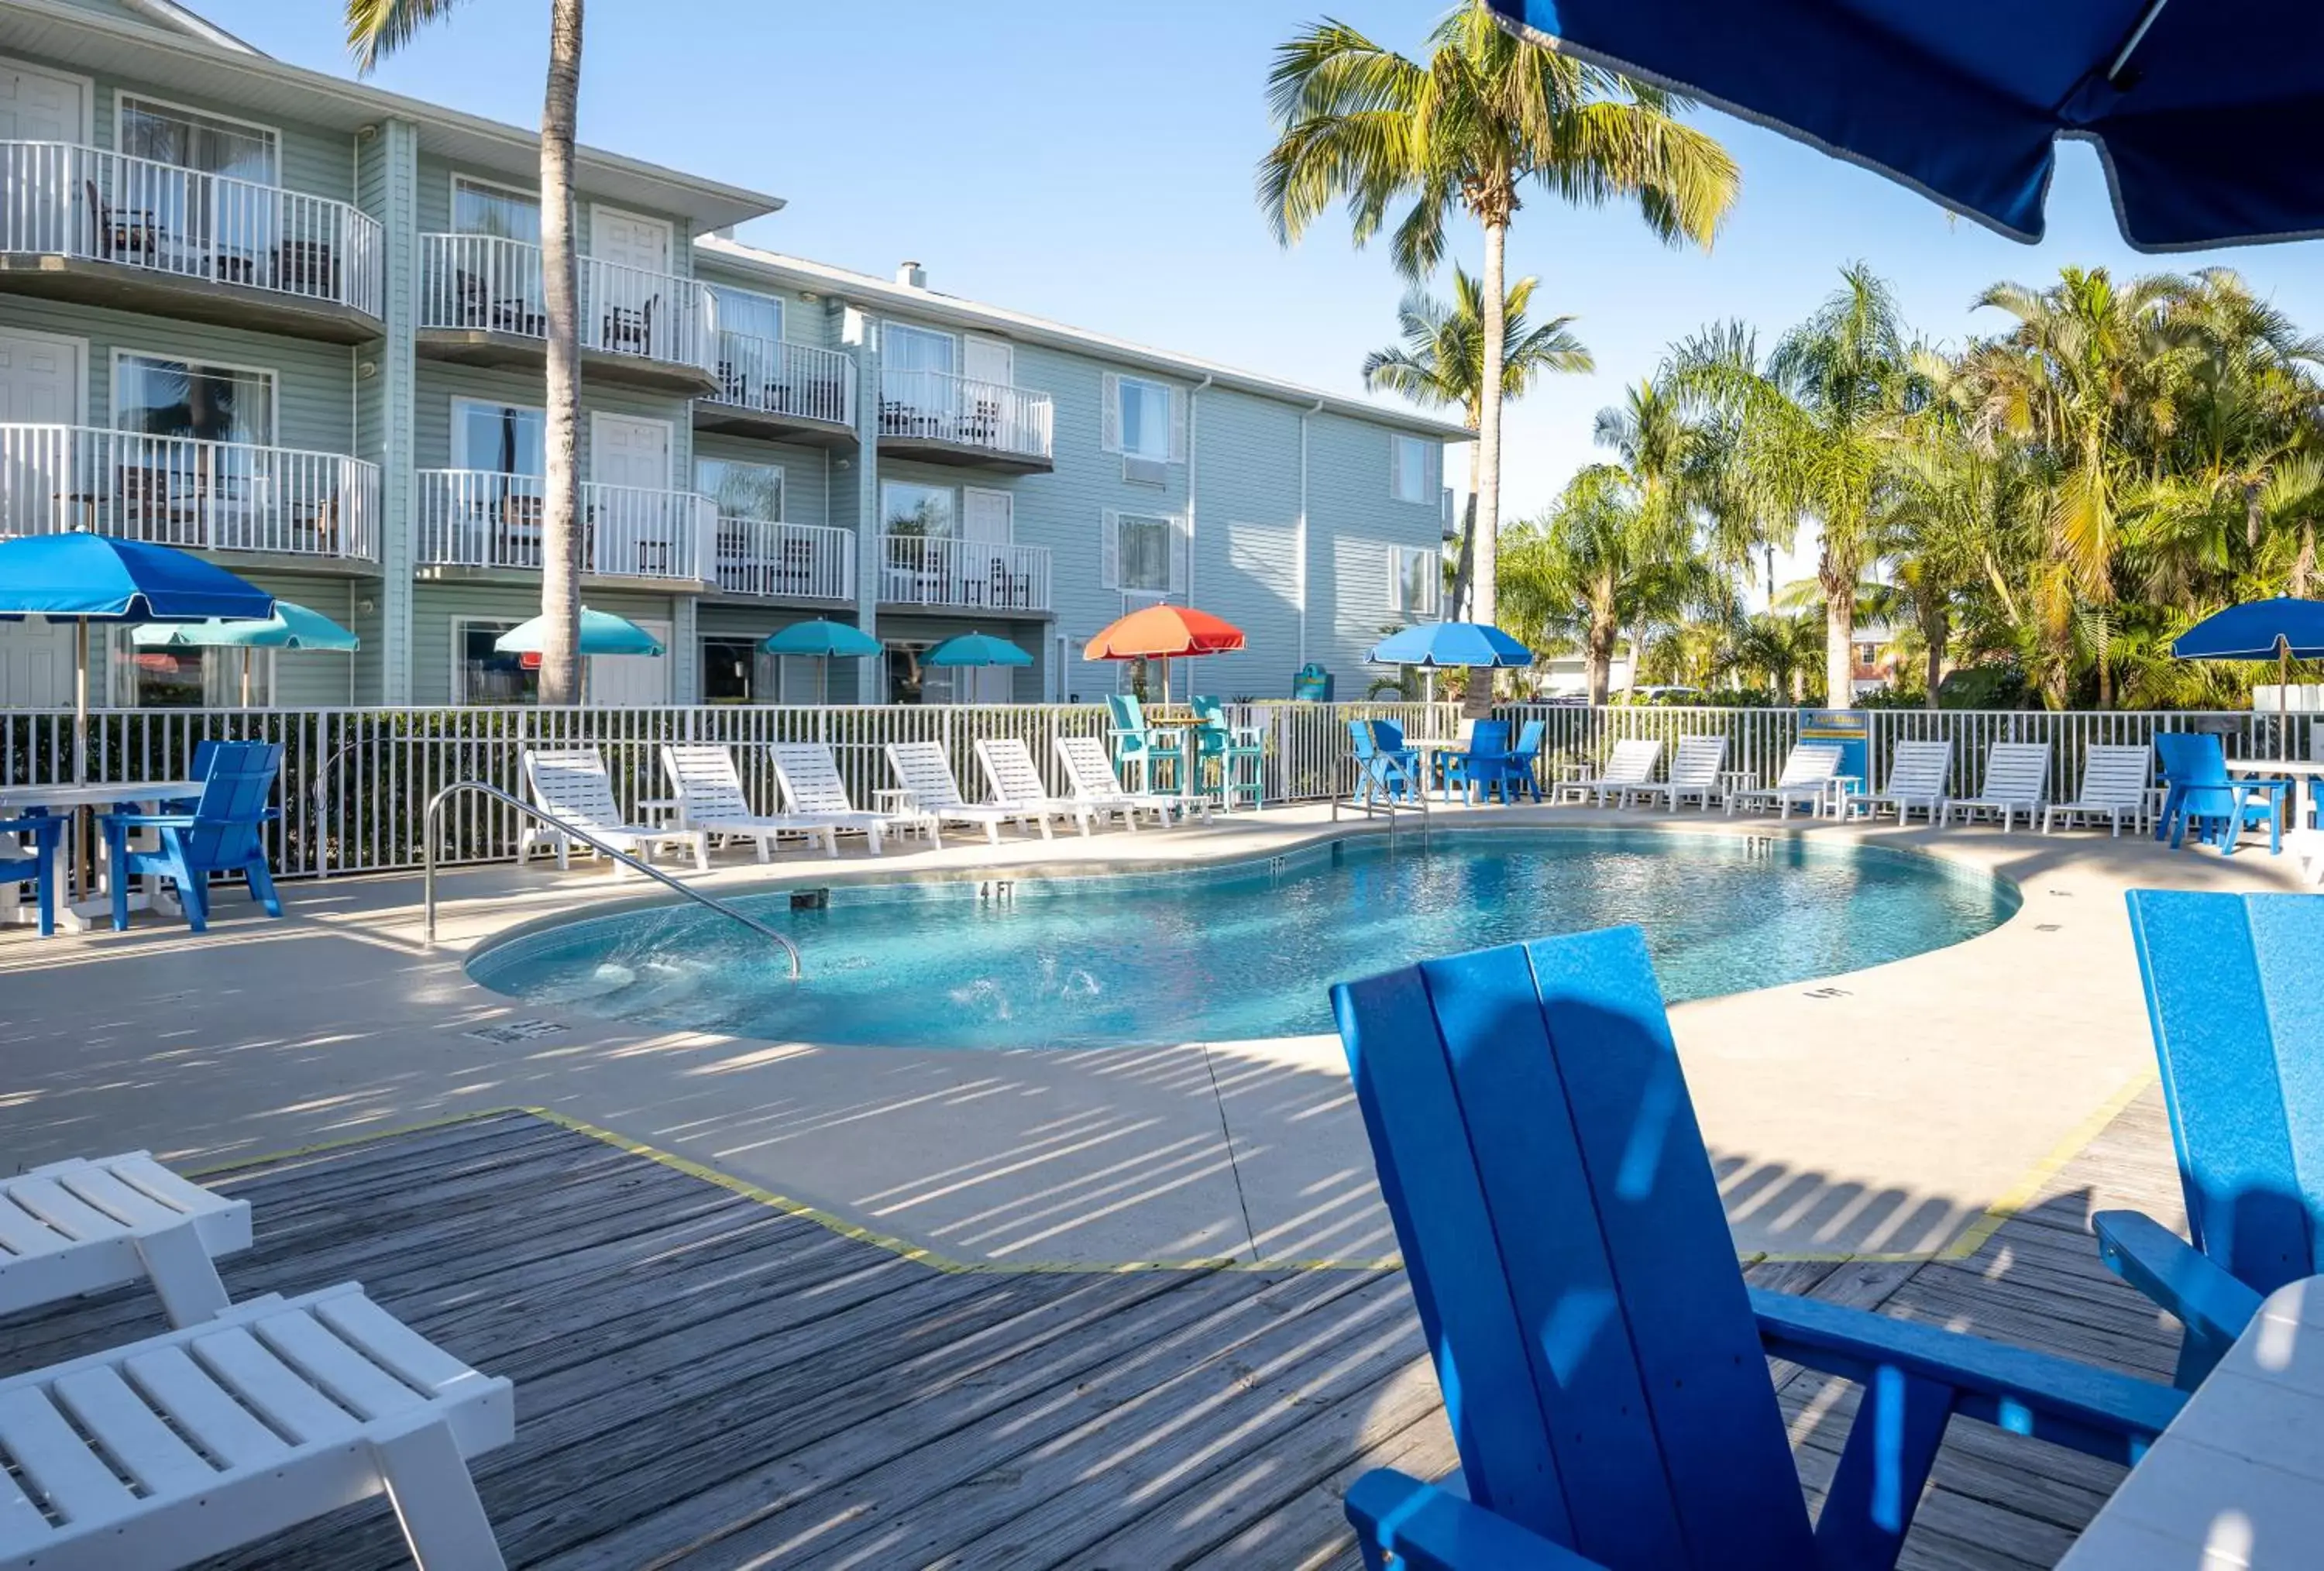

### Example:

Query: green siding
xmin=408 ymin=581 xmax=676 ymax=704
xmin=241 ymin=572 xmax=357 ymax=706
xmin=413 ymin=157 xmax=694 ymax=269
xmin=690 ymin=259 xmax=836 ymax=351
xmin=689 ymin=431 xmax=828 ymax=529
xmin=414 ymin=363 xmax=693 ymax=480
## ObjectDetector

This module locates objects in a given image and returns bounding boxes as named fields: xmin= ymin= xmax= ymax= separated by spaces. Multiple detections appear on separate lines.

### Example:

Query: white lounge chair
xmin=1054 ymin=735 xmax=1183 ymax=830
xmin=1621 ymin=736 xmax=1728 ymax=811
xmin=519 ymin=748 xmax=707 ymax=873
xmin=975 ymin=739 xmax=1099 ymax=837
xmin=1849 ymin=740 xmax=1954 ymax=824
xmin=2043 ymin=744 xmax=2152 ymax=836
xmin=766 ymin=744 xmax=926 ymax=852
xmin=661 ymin=744 xmax=846 ymax=860
xmin=885 ymin=741 xmax=1050 ymax=844
xmin=1552 ymin=739 xmax=1662 ymax=807
xmin=1726 ymin=744 xmax=1844 ymax=819
xmin=1944 ymin=741 xmax=2053 ymax=832
xmin=0 ymin=1152 xmax=249 ymax=1329
xmin=0 ymin=1282 xmax=512 ymax=1570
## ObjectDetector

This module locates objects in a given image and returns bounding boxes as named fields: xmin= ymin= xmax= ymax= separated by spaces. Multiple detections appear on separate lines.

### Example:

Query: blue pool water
xmin=467 ymin=830 xmax=2019 ymax=1050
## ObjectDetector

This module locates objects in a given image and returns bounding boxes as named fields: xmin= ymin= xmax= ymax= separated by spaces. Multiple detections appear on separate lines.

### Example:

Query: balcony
xmin=414 ymin=469 xmax=714 ymax=585
xmin=877 ymin=368 xmax=1052 ymax=473
xmin=696 ymin=335 xmax=856 ymax=445
xmin=0 ymin=143 xmax=384 ymax=340
xmin=418 ymin=235 xmax=719 ymax=394
xmin=0 ymin=424 xmax=376 ymax=564
xmin=711 ymin=517 xmax=855 ymax=601
xmin=879 ymin=534 xmax=1051 ymax=614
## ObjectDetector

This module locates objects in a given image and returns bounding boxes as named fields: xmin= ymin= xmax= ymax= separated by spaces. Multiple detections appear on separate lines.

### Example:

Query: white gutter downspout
xmin=1298 ymin=398 xmax=1322 ymax=666
xmin=1184 ymin=374 xmax=1213 ymax=606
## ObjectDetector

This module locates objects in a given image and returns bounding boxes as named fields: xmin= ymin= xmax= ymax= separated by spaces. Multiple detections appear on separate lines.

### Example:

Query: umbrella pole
xmin=240 ymin=649 xmax=252 ymax=710
xmin=73 ymin=617 xmax=88 ymax=786
xmin=2282 ymin=642 xmax=2291 ymax=762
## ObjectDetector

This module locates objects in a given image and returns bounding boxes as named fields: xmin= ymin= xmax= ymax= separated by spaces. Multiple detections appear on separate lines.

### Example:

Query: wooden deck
xmin=0 ymin=1098 xmax=2188 ymax=1569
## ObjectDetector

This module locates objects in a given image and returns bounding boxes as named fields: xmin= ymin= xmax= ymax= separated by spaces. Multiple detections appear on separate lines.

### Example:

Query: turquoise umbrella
xmin=495 ymin=607 xmax=665 ymax=657
xmin=761 ymin=618 xmax=880 ymax=703
xmin=132 ymin=600 xmax=359 ymax=709
xmin=923 ymin=632 xmax=1032 ymax=668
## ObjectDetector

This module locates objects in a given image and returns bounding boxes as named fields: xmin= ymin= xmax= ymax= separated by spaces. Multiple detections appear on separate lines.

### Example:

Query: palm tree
xmin=1724 ymin=608 xmax=1824 ymax=703
xmin=349 ymin=0 xmax=586 ymax=706
xmin=1362 ymin=266 xmax=1593 ymax=616
xmin=1259 ymin=0 xmax=1738 ymax=655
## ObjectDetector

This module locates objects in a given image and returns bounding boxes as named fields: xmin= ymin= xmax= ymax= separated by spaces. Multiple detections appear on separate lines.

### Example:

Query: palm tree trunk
xmin=1463 ymin=212 xmax=1509 ymax=720
xmin=1823 ymin=571 xmax=1854 ymax=709
xmin=1449 ymin=443 xmax=1479 ymax=617
xmin=1920 ymin=607 xmax=1946 ymax=710
xmin=536 ymin=0 xmax=585 ymax=706
xmin=1587 ymin=619 xmax=1614 ymax=706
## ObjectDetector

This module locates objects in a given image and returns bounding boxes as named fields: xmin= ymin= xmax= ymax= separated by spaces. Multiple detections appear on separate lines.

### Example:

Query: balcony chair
xmin=97 ymin=739 xmax=284 ymax=933
xmin=603 ymin=294 xmax=659 ymax=357
xmin=84 ymin=178 xmax=156 ymax=263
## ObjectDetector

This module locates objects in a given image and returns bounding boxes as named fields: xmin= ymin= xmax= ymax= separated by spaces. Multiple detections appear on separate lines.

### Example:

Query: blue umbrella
xmin=133 ymin=600 xmax=360 ymax=709
xmin=495 ymin=607 xmax=664 ymax=657
xmin=2174 ymin=597 xmax=2324 ymax=757
xmin=0 ymin=535 xmax=274 ymax=782
xmin=1367 ymin=621 xmax=1533 ymax=668
xmin=1487 ymin=0 xmax=2324 ymax=253
xmin=923 ymin=632 xmax=1033 ymax=668
xmin=760 ymin=618 xmax=881 ymax=703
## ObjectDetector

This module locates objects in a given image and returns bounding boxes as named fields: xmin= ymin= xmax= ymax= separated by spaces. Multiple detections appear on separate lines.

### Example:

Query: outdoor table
xmin=1401 ymin=737 xmax=1466 ymax=800
xmin=2229 ymin=758 xmax=2324 ymax=832
xmin=0 ymin=780 xmax=200 ymax=933
xmin=1716 ymin=768 xmax=1757 ymax=810
xmin=2059 ymin=1274 xmax=2324 ymax=1567
xmin=1823 ymin=773 xmax=1863 ymax=818
xmin=872 ymin=788 xmax=939 ymax=843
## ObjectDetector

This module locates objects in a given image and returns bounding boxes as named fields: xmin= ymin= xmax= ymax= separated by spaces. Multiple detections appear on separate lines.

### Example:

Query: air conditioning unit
xmin=1122 ymin=454 xmax=1167 ymax=486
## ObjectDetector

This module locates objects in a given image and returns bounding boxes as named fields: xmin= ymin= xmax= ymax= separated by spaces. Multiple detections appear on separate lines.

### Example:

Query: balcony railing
xmin=415 ymin=469 xmax=714 ymax=583
xmin=706 ymin=335 xmax=854 ymax=428
xmin=713 ymin=517 xmax=854 ymax=600
xmin=0 ymin=424 xmax=376 ymax=560
xmin=0 ymin=143 xmax=383 ymax=318
xmin=880 ymin=533 xmax=1051 ymax=613
xmin=878 ymin=368 xmax=1052 ymax=462
xmin=418 ymin=234 xmax=717 ymax=375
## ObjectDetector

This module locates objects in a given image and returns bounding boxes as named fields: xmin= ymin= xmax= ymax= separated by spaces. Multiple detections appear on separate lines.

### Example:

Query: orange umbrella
xmin=1083 ymin=605 xmax=1246 ymax=702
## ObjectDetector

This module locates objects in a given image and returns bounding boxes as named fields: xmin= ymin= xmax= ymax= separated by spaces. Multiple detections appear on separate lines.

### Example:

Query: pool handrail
xmin=421 ymin=779 xmax=801 ymax=979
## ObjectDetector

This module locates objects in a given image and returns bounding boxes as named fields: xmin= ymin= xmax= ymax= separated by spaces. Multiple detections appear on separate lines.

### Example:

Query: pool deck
xmin=0 ymin=800 xmax=2300 ymax=1270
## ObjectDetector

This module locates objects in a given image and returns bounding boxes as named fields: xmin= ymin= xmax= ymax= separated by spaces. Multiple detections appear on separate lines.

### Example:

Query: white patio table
xmin=2059 ymin=1274 xmax=2324 ymax=1567
xmin=0 ymin=780 xmax=199 ymax=933
xmin=2227 ymin=757 xmax=2324 ymax=833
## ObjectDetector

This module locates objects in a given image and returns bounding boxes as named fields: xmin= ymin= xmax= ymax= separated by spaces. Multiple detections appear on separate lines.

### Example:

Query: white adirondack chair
xmin=661 ymin=744 xmax=845 ymax=859
xmin=974 ymin=739 xmax=1098 ymax=837
xmin=765 ymin=744 xmax=925 ymax=851
xmin=0 ymin=1152 xmax=249 ymax=1329
xmin=884 ymin=741 xmax=1049 ymax=844
xmin=1054 ymin=735 xmax=1183 ymax=830
xmin=1621 ymin=736 xmax=1728 ymax=811
xmin=0 ymin=1282 xmax=513 ymax=1571
xmin=1849 ymin=740 xmax=1954 ymax=824
xmin=1944 ymin=741 xmax=2054 ymax=832
xmin=1552 ymin=739 xmax=1662 ymax=807
xmin=1726 ymin=744 xmax=1844 ymax=819
xmin=519 ymin=749 xmax=708 ymax=873
xmin=2043 ymin=744 xmax=2153 ymax=835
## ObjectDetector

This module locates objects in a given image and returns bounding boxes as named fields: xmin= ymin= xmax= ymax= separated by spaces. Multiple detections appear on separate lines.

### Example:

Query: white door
xmin=962 ymin=486 xmax=1012 ymax=545
xmin=590 ymin=208 xmax=672 ymax=273
xmin=0 ymin=61 xmax=82 ymax=141
xmin=590 ymin=413 xmax=676 ymax=576
xmin=590 ymin=616 xmax=672 ymax=706
xmin=962 ymin=335 xmax=1012 ymax=389
xmin=590 ymin=208 xmax=675 ymax=359
xmin=0 ymin=64 xmax=82 ymax=254
xmin=0 ymin=330 xmax=81 ymax=542
xmin=0 ymin=619 xmax=76 ymax=707
xmin=591 ymin=413 xmax=670 ymax=490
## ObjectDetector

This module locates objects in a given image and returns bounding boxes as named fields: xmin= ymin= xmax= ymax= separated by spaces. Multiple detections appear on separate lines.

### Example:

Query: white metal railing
xmin=0 ymin=142 xmax=383 ymax=317
xmin=714 ymin=517 xmax=854 ymax=600
xmin=414 ymin=469 xmax=714 ymax=582
xmin=880 ymin=533 xmax=1052 ymax=612
xmin=418 ymin=234 xmax=717 ymax=374
xmin=0 ymin=423 xmax=376 ymax=559
xmin=878 ymin=367 xmax=1052 ymax=460
xmin=707 ymin=334 xmax=854 ymax=427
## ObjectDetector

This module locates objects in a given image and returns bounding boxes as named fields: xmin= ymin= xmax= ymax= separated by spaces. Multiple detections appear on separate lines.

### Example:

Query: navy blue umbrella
xmin=1488 ymin=0 xmax=2324 ymax=252
xmin=2174 ymin=598 xmax=2324 ymax=758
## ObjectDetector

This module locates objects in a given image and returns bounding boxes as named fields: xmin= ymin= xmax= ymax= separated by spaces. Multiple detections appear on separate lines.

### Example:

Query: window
xmin=453 ymin=619 xmax=537 ymax=705
xmin=711 ymin=287 xmax=784 ymax=343
xmin=883 ymin=322 xmax=955 ymax=376
xmin=113 ymin=354 xmax=273 ymax=444
xmin=882 ymin=480 xmax=954 ymax=538
xmin=111 ymin=636 xmax=269 ymax=708
xmin=1392 ymin=435 xmax=1432 ymax=504
xmin=453 ymin=398 xmax=544 ymax=475
xmin=696 ymin=458 xmax=783 ymax=521
xmin=452 ymin=177 xmax=541 ymax=244
xmin=1104 ymin=510 xmax=1183 ymax=595
xmin=700 ymin=636 xmax=761 ymax=704
xmin=118 ymin=98 xmax=276 ymax=182
xmin=1389 ymin=545 xmax=1442 ymax=617
xmin=1109 ymin=375 xmax=1172 ymax=461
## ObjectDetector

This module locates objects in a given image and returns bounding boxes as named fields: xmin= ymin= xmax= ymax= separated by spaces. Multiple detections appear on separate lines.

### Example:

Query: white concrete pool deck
xmin=0 ymin=802 xmax=2304 ymax=1267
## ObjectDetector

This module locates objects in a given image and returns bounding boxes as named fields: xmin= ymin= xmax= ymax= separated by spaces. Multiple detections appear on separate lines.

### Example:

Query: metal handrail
xmin=421 ymin=780 xmax=802 ymax=978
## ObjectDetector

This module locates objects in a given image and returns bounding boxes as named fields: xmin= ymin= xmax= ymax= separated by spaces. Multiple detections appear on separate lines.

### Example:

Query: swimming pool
xmin=467 ymin=829 xmax=2020 ymax=1050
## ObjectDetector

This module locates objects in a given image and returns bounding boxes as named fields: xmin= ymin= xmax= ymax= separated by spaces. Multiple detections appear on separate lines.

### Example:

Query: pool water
xmin=467 ymin=830 xmax=2019 ymax=1050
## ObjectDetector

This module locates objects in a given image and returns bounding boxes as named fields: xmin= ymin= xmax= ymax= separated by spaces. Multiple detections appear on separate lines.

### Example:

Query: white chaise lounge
xmin=975 ymin=739 xmax=1098 ymax=837
xmin=1944 ymin=741 xmax=2053 ymax=832
xmin=884 ymin=741 xmax=1050 ymax=844
xmin=2043 ymin=743 xmax=2152 ymax=836
xmin=765 ymin=744 xmax=924 ymax=851
xmin=520 ymin=749 xmax=708 ymax=873
xmin=0 ymin=1282 xmax=513 ymax=1570
xmin=0 ymin=1152 xmax=249 ymax=1329
xmin=1726 ymin=744 xmax=1844 ymax=818
xmin=662 ymin=744 xmax=844 ymax=860
xmin=1849 ymin=740 xmax=1954 ymax=824
xmin=1552 ymin=739 xmax=1662 ymax=807
xmin=1620 ymin=735 xmax=1728 ymax=811
xmin=1054 ymin=735 xmax=1184 ymax=830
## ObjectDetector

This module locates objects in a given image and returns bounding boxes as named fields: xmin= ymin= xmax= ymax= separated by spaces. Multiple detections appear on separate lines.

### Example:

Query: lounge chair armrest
xmin=97 ymin=812 xmax=197 ymax=830
xmin=1749 ymin=1287 xmax=2185 ymax=1463
xmin=2092 ymin=1208 xmax=2264 ymax=1355
xmin=1345 ymin=1470 xmax=1605 ymax=1571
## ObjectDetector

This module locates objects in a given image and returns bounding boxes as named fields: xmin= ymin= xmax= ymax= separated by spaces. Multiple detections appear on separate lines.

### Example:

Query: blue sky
xmin=208 ymin=0 xmax=2324 ymax=545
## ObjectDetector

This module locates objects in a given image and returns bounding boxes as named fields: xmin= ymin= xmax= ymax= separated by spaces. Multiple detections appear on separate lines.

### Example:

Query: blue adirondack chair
xmin=2094 ymin=889 xmax=2324 ymax=1390
xmin=0 ymin=814 xmax=64 ymax=937
xmin=2154 ymin=732 xmax=2287 ymax=854
xmin=1350 ymin=719 xmax=1422 ymax=805
xmin=1333 ymin=926 xmax=2185 ymax=1571
xmin=98 ymin=741 xmax=284 ymax=933
xmin=1437 ymin=720 xmax=1511 ymax=803
xmin=1105 ymin=693 xmax=1182 ymax=794
xmin=1189 ymin=696 xmax=1265 ymax=810
xmin=1483 ymin=717 xmax=1547 ymax=803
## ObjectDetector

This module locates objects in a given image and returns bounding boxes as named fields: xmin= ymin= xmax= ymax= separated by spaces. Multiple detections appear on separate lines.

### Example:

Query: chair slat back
xmin=1348 ymin=719 xmax=1379 ymax=765
xmin=1468 ymin=720 xmax=1511 ymax=756
xmin=1056 ymin=736 xmax=1128 ymax=799
xmin=1372 ymin=719 xmax=1408 ymax=752
xmin=2129 ymin=891 xmax=2324 ymax=1295
xmin=1512 ymin=719 xmax=1545 ymax=759
xmin=768 ymin=744 xmax=857 ymax=814
xmin=887 ymin=741 xmax=971 ymax=810
xmin=661 ymin=745 xmax=754 ymax=825
xmin=1772 ymin=743 xmax=1841 ymax=788
xmin=2156 ymin=732 xmax=2231 ymax=789
xmin=1980 ymin=741 xmax=2052 ymax=803
xmin=975 ymin=738 xmax=1048 ymax=808
xmin=1668 ymin=736 xmax=1728 ymax=787
xmin=2076 ymin=744 xmax=2153 ymax=808
xmin=1334 ymin=929 xmax=1814 ymax=1568
xmin=523 ymin=749 xmax=623 ymax=830
xmin=182 ymin=741 xmax=280 ymax=867
xmin=1882 ymin=740 xmax=1952 ymax=798
xmin=1604 ymin=738 xmax=1662 ymax=784
xmin=1106 ymin=694 xmax=1153 ymax=756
